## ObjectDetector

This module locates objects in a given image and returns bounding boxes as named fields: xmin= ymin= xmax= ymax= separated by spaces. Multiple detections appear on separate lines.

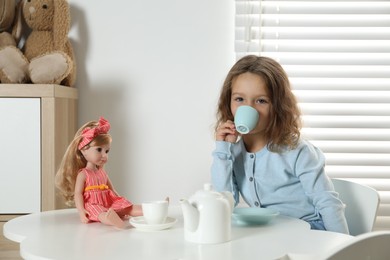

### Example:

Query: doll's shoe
xmin=29 ymin=51 xmax=72 ymax=84
xmin=0 ymin=46 xmax=29 ymax=83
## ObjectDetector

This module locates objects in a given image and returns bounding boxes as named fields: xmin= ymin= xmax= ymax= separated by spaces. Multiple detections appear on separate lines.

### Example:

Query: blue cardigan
xmin=211 ymin=139 xmax=349 ymax=234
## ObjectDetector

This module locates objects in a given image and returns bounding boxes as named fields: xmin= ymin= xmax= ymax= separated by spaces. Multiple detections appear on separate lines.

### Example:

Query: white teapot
xmin=180 ymin=183 xmax=234 ymax=244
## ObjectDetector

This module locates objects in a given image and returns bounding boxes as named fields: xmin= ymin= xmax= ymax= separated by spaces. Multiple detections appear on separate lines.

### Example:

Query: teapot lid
xmin=203 ymin=183 xmax=212 ymax=191
xmin=191 ymin=183 xmax=223 ymax=200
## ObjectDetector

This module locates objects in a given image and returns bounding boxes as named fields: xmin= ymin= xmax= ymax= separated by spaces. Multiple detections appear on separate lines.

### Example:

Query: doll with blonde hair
xmin=56 ymin=117 xmax=142 ymax=229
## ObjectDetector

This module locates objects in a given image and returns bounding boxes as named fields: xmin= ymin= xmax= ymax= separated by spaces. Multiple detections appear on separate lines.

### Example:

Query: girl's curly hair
xmin=216 ymin=55 xmax=301 ymax=152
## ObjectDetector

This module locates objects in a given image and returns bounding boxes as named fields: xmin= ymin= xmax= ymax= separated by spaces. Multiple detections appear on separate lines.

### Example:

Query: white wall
xmin=68 ymin=0 xmax=235 ymax=204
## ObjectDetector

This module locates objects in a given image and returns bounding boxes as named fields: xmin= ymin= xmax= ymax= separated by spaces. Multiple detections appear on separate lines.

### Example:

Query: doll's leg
xmin=129 ymin=205 xmax=143 ymax=217
xmin=116 ymin=205 xmax=142 ymax=218
xmin=98 ymin=208 xmax=126 ymax=229
xmin=129 ymin=197 xmax=169 ymax=216
xmin=116 ymin=206 xmax=132 ymax=220
xmin=116 ymin=197 xmax=169 ymax=218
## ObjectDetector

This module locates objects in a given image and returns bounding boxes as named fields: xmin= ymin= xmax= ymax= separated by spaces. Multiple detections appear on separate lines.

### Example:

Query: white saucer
xmin=130 ymin=216 xmax=177 ymax=231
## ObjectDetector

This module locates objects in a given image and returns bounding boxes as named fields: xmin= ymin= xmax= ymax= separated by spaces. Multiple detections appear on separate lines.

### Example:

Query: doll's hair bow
xmin=78 ymin=117 xmax=110 ymax=150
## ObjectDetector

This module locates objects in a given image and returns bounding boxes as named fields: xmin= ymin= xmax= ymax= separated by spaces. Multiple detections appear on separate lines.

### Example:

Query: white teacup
xmin=142 ymin=200 xmax=169 ymax=225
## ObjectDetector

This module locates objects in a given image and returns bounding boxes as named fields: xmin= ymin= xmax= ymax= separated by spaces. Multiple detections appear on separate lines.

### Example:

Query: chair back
xmin=332 ymin=178 xmax=380 ymax=236
xmin=326 ymin=231 xmax=390 ymax=260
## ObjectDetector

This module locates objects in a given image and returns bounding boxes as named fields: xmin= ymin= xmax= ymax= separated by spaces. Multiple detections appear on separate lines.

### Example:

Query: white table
xmin=3 ymin=206 xmax=354 ymax=260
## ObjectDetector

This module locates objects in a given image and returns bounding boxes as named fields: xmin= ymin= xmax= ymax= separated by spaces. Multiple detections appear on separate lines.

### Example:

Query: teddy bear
xmin=0 ymin=0 xmax=16 ymax=47
xmin=0 ymin=0 xmax=25 ymax=83
xmin=0 ymin=0 xmax=76 ymax=87
xmin=0 ymin=0 xmax=20 ymax=48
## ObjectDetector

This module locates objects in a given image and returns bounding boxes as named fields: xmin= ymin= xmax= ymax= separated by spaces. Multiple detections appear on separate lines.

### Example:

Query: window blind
xmin=235 ymin=0 xmax=390 ymax=231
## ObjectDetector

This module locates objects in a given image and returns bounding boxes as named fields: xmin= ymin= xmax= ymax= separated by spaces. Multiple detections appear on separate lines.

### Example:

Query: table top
xmin=3 ymin=206 xmax=353 ymax=260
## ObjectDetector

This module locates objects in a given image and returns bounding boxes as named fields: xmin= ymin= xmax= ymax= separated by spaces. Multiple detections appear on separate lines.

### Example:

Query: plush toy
xmin=0 ymin=0 xmax=16 ymax=46
xmin=0 ymin=0 xmax=76 ymax=86
xmin=0 ymin=0 xmax=25 ymax=83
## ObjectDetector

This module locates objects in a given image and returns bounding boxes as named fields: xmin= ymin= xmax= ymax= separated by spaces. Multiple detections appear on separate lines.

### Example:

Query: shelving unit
xmin=0 ymin=84 xmax=78 ymax=220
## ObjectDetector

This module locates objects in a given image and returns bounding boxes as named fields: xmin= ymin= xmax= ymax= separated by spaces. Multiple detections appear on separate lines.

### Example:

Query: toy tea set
xmin=180 ymin=183 xmax=234 ymax=244
xmin=132 ymin=182 xmax=278 ymax=244
xmin=130 ymin=184 xmax=235 ymax=244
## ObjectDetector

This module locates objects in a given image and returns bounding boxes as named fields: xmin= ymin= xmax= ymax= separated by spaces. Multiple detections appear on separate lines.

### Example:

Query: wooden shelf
xmin=0 ymin=84 xmax=78 ymax=218
xmin=0 ymin=84 xmax=77 ymax=98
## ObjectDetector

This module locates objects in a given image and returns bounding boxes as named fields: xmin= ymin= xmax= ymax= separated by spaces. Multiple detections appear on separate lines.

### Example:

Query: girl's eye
xmin=256 ymin=98 xmax=268 ymax=104
xmin=106 ymin=150 xmax=110 ymax=154
xmin=234 ymin=97 xmax=244 ymax=102
xmin=96 ymin=147 xmax=102 ymax=152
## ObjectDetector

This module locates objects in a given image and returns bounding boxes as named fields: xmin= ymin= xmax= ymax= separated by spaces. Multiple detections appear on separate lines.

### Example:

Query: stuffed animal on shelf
xmin=0 ymin=0 xmax=76 ymax=87
xmin=0 ymin=0 xmax=25 ymax=83
xmin=0 ymin=0 xmax=17 ymax=47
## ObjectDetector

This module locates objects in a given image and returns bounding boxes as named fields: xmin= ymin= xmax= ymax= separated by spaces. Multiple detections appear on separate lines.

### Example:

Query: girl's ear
xmin=12 ymin=0 xmax=24 ymax=44
xmin=53 ymin=0 xmax=70 ymax=49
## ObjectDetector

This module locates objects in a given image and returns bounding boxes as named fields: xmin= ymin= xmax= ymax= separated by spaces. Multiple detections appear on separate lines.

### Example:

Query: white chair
xmin=280 ymin=231 xmax=390 ymax=260
xmin=325 ymin=231 xmax=390 ymax=260
xmin=332 ymin=178 xmax=380 ymax=236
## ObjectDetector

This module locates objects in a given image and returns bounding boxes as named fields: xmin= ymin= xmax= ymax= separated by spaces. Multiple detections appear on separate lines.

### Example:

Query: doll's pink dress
xmin=81 ymin=167 xmax=132 ymax=222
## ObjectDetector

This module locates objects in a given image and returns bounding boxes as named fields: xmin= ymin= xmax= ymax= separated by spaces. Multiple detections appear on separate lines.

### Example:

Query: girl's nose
xmin=242 ymin=101 xmax=255 ymax=107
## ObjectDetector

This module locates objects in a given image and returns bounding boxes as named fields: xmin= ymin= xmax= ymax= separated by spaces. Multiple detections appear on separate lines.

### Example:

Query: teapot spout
xmin=180 ymin=199 xmax=199 ymax=232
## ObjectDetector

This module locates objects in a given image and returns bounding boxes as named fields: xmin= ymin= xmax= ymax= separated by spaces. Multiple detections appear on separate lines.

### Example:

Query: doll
xmin=55 ymin=117 xmax=142 ymax=229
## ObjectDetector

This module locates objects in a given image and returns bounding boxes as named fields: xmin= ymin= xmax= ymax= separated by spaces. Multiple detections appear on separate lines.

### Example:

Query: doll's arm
xmin=107 ymin=177 xmax=120 ymax=197
xmin=74 ymin=172 xmax=89 ymax=223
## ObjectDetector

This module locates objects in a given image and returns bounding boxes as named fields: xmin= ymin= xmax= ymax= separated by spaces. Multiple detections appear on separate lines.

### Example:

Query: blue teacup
xmin=234 ymin=106 xmax=259 ymax=134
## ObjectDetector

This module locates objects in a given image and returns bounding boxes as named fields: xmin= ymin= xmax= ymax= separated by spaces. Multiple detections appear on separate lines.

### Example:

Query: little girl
xmin=56 ymin=117 xmax=142 ymax=229
xmin=211 ymin=55 xmax=349 ymax=234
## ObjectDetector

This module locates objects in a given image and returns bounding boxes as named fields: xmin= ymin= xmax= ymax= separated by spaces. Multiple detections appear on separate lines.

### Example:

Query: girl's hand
xmin=79 ymin=209 xmax=90 ymax=224
xmin=216 ymin=120 xmax=238 ymax=143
